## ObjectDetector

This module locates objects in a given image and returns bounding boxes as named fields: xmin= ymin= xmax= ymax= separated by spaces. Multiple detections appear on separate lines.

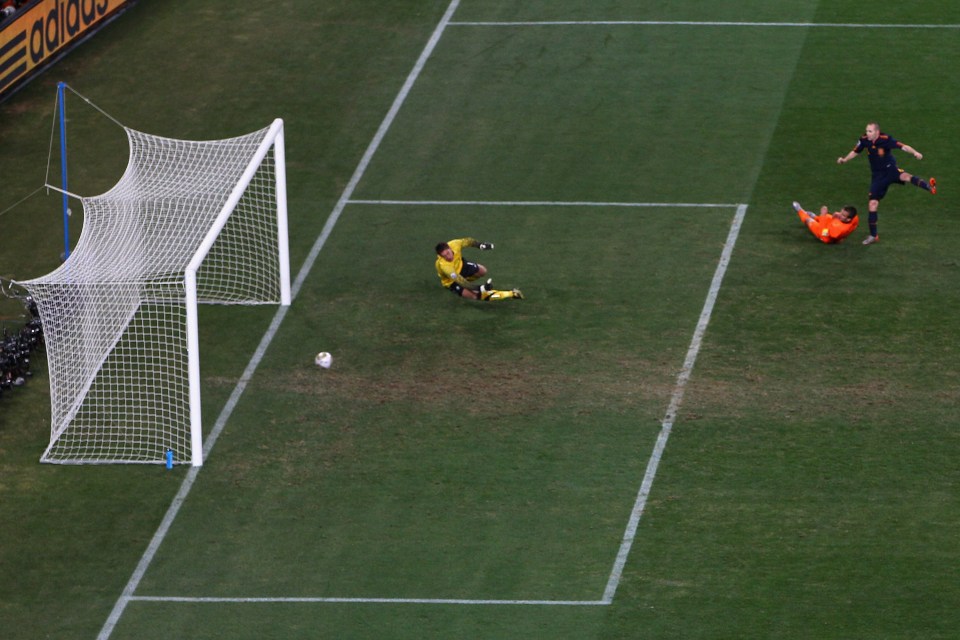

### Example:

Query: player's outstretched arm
xmin=900 ymin=144 xmax=923 ymax=160
xmin=837 ymin=150 xmax=857 ymax=164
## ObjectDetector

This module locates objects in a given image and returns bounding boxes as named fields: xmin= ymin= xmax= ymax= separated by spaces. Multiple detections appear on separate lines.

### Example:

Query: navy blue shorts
xmin=460 ymin=261 xmax=481 ymax=278
xmin=447 ymin=261 xmax=481 ymax=295
xmin=869 ymin=166 xmax=904 ymax=201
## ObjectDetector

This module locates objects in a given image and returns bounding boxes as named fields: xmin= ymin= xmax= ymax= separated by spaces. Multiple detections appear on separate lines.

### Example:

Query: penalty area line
xmin=125 ymin=207 xmax=749 ymax=611
xmin=450 ymin=20 xmax=960 ymax=29
xmin=348 ymin=199 xmax=741 ymax=208
xmin=601 ymin=203 xmax=748 ymax=603
xmin=130 ymin=596 xmax=607 ymax=606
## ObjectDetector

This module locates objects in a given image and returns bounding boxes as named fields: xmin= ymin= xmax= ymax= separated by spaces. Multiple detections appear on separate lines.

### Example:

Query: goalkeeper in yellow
xmin=435 ymin=237 xmax=523 ymax=301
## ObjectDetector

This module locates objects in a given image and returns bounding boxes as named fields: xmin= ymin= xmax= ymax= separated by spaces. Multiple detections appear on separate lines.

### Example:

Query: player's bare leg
xmin=901 ymin=171 xmax=936 ymax=194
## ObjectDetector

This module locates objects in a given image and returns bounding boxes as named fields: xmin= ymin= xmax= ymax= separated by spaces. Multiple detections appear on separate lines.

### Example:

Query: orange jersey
xmin=800 ymin=210 xmax=859 ymax=244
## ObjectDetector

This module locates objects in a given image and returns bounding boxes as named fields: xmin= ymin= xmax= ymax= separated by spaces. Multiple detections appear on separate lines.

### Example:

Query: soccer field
xmin=2 ymin=1 xmax=959 ymax=638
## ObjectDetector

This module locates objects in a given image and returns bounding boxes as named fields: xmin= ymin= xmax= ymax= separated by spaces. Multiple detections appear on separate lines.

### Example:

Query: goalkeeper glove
xmin=479 ymin=242 xmax=494 ymax=250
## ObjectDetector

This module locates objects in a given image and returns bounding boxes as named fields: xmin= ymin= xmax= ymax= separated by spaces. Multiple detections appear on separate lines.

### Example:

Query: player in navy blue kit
xmin=837 ymin=122 xmax=936 ymax=245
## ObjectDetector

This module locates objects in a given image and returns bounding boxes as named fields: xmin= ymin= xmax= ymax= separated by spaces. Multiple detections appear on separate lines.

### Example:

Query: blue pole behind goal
xmin=58 ymin=82 xmax=70 ymax=260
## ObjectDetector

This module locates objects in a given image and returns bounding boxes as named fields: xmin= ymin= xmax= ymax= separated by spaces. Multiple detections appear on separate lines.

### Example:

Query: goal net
xmin=17 ymin=119 xmax=290 ymax=466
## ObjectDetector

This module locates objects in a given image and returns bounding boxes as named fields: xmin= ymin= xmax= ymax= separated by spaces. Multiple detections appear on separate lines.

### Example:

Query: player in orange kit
xmin=792 ymin=201 xmax=859 ymax=244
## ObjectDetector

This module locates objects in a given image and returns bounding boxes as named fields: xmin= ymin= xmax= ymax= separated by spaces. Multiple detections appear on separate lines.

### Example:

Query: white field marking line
xmin=450 ymin=20 xmax=960 ymax=29
xmin=348 ymin=199 xmax=738 ymax=208
xmin=289 ymin=3 xmax=458 ymax=300
xmin=602 ymin=203 xmax=748 ymax=603
xmin=128 ymin=203 xmax=745 ymax=610
xmin=95 ymin=1 xmax=463 ymax=638
xmin=114 ymin=202 xmax=747 ymax=606
xmin=129 ymin=596 xmax=606 ymax=606
xmin=102 ymin=206 xmax=744 ymax=615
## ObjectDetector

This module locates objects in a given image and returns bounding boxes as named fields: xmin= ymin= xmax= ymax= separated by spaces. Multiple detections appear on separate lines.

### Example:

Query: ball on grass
xmin=314 ymin=352 xmax=333 ymax=369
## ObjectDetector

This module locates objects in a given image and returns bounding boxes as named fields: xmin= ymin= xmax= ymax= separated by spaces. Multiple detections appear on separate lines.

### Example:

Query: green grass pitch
xmin=1 ymin=1 xmax=959 ymax=638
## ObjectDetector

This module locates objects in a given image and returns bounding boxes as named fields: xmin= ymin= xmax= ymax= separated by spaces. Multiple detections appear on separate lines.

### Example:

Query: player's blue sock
xmin=910 ymin=176 xmax=930 ymax=190
xmin=868 ymin=212 xmax=878 ymax=237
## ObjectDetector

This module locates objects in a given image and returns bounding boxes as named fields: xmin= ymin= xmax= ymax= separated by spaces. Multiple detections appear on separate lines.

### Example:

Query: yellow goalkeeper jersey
xmin=435 ymin=237 xmax=479 ymax=287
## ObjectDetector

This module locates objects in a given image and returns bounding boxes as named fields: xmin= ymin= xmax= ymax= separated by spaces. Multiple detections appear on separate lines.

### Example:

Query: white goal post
xmin=17 ymin=119 xmax=290 ymax=466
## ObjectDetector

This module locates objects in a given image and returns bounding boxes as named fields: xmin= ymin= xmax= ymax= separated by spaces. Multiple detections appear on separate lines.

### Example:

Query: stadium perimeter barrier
xmin=1 ymin=0 xmax=138 ymax=102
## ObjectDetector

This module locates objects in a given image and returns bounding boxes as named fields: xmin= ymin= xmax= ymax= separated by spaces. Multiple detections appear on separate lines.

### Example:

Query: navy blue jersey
xmin=854 ymin=133 xmax=903 ymax=173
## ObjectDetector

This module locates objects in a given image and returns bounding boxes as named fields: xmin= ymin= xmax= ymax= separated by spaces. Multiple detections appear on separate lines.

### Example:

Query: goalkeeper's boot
xmin=478 ymin=279 xmax=494 ymax=300
xmin=476 ymin=279 xmax=495 ymax=301
xmin=930 ymin=177 xmax=937 ymax=195
xmin=511 ymin=288 xmax=524 ymax=300
xmin=792 ymin=201 xmax=802 ymax=212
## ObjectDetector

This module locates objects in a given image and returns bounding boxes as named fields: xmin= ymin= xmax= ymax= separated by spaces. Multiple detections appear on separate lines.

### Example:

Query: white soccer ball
xmin=314 ymin=352 xmax=333 ymax=369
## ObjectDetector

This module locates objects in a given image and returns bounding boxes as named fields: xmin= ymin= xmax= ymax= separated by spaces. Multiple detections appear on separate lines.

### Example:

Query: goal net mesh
xmin=19 ymin=123 xmax=285 ymax=464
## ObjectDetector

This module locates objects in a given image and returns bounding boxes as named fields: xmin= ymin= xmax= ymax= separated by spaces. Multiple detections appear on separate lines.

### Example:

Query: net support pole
xmin=184 ymin=269 xmax=204 ymax=467
xmin=58 ymin=81 xmax=70 ymax=260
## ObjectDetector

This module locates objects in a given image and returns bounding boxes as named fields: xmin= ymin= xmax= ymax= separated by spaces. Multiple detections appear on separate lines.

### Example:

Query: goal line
xmin=348 ymin=198 xmax=741 ymax=208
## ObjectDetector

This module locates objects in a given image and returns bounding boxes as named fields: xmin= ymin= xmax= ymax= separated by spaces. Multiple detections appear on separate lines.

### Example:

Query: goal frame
xmin=19 ymin=118 xmax=290 ymax=467
xmin=182 ymin=118 xmax=291 ymax=466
